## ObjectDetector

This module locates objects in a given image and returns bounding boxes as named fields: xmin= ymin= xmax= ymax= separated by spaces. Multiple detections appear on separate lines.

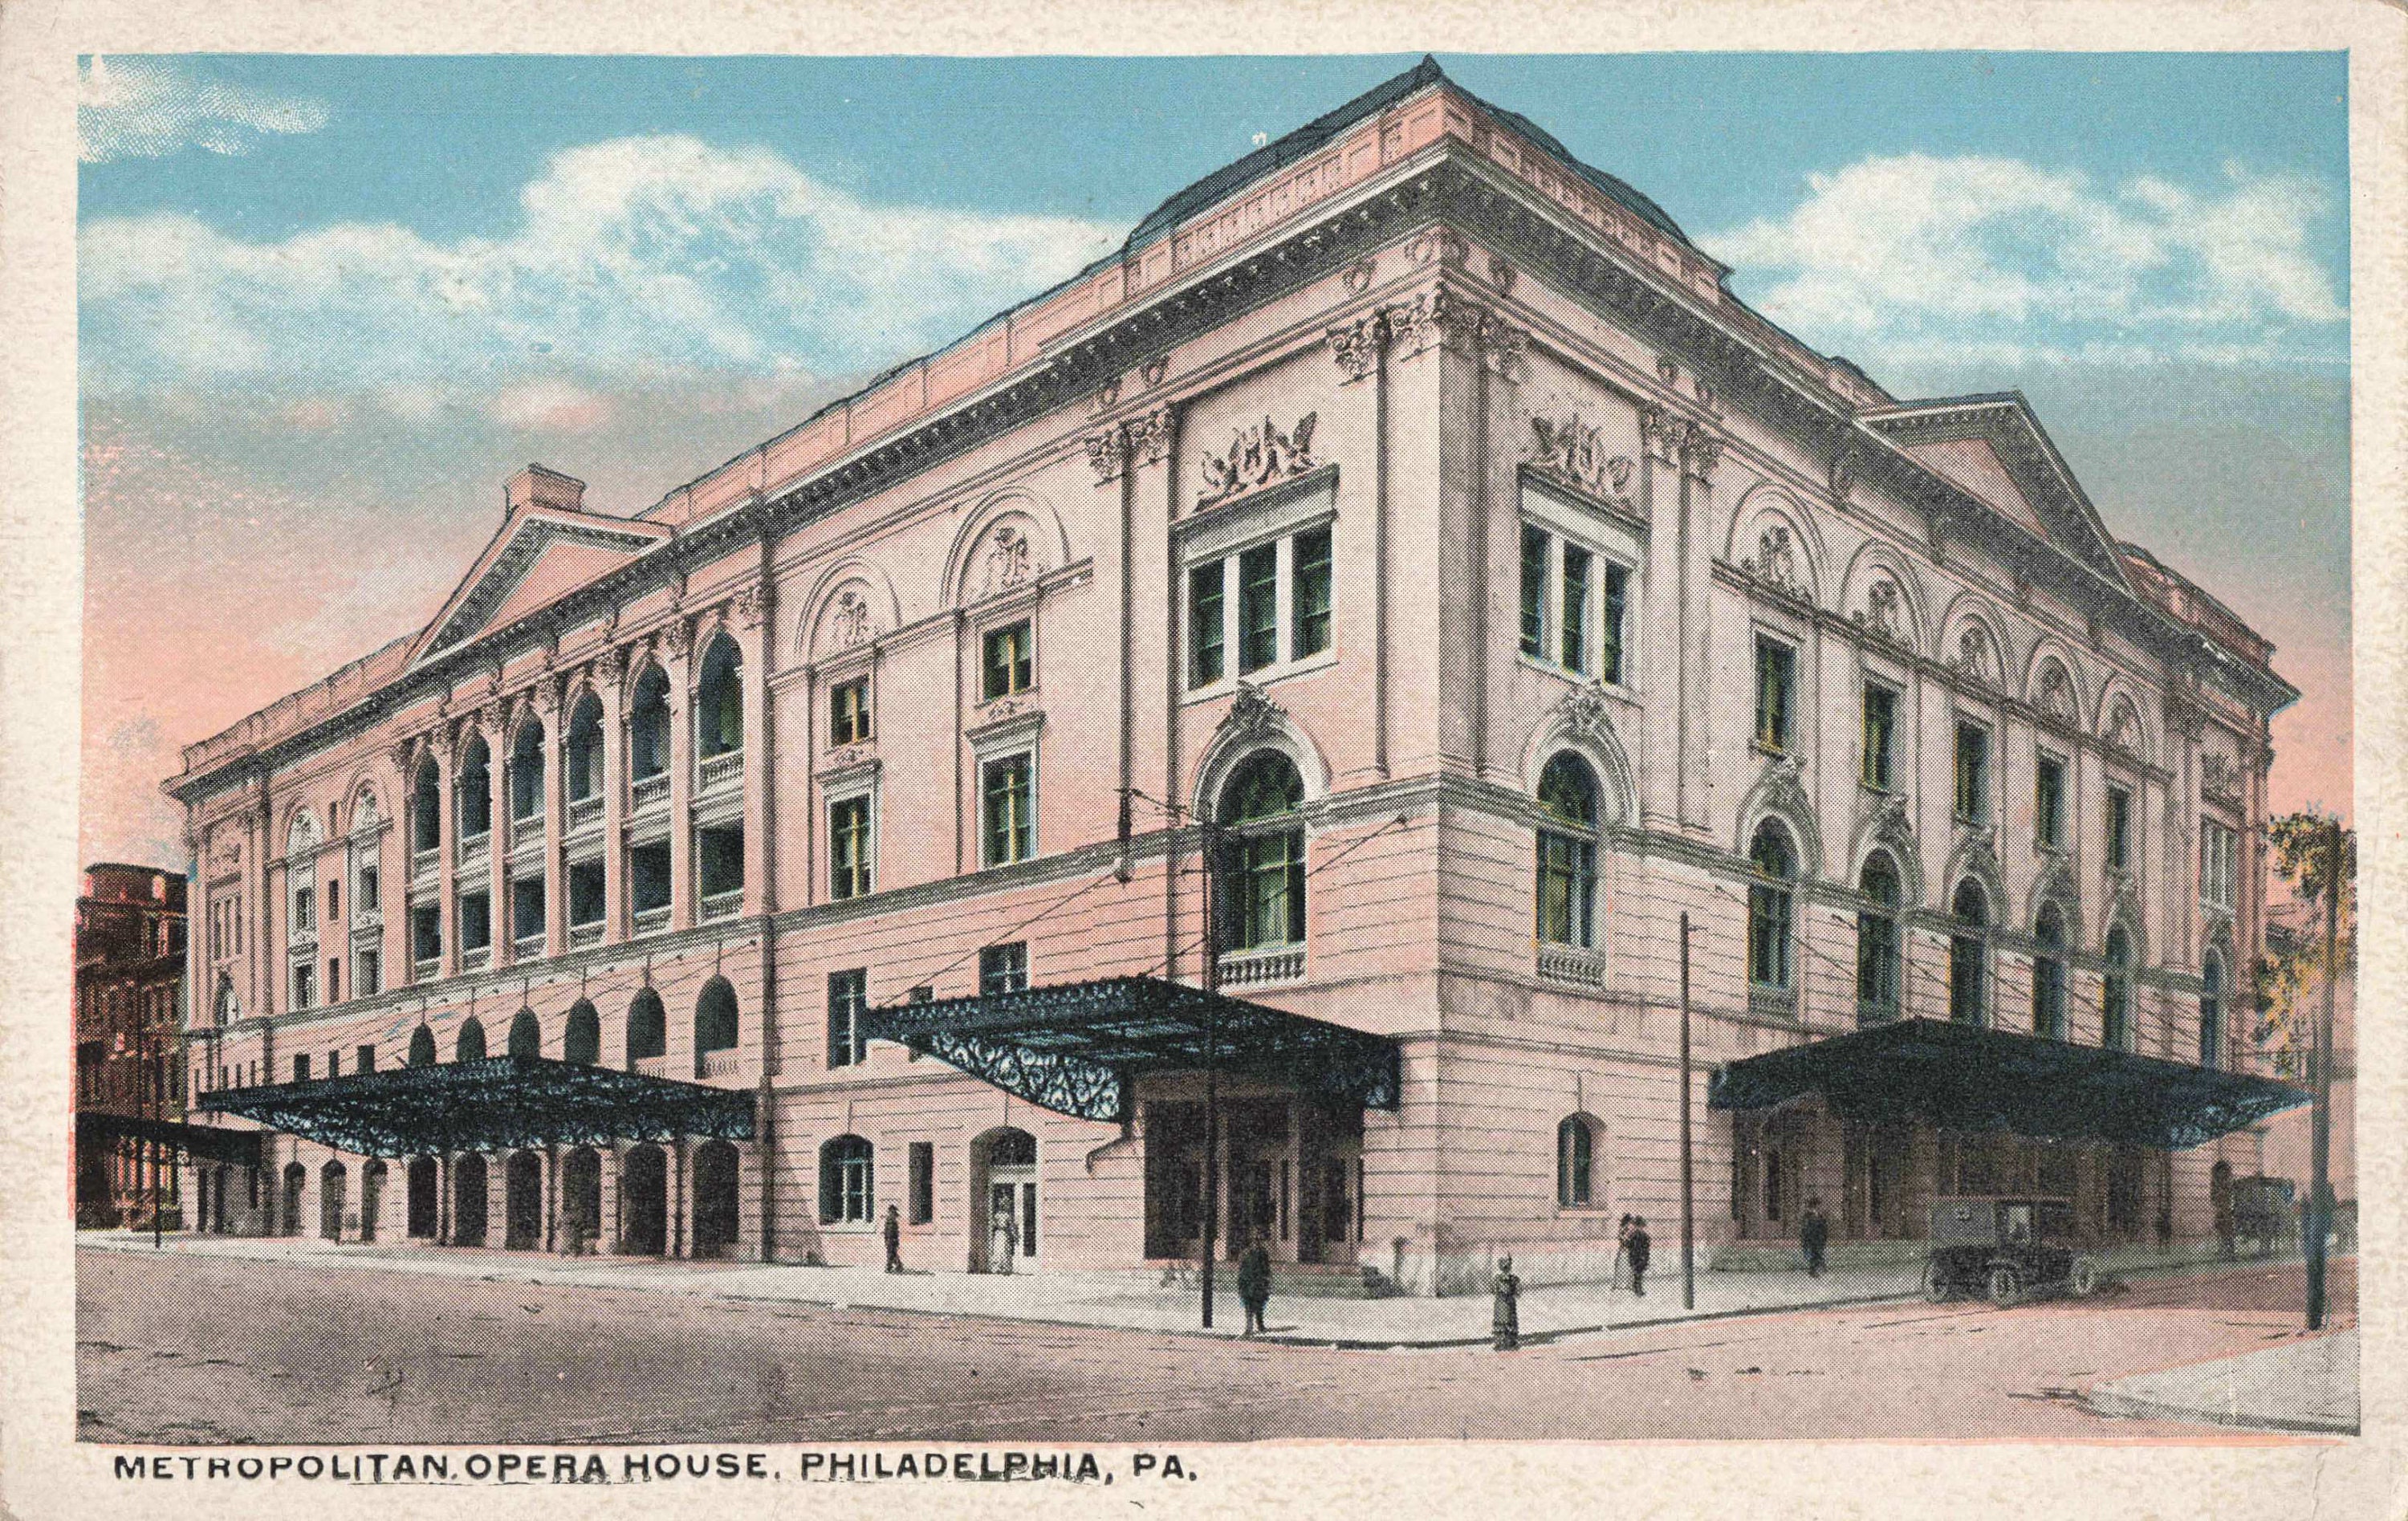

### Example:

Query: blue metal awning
xmin=1708 ymin=1017 xmax=2308 ymax=1150
xmin=862 ymin=975 xmax=1400 ymax=1124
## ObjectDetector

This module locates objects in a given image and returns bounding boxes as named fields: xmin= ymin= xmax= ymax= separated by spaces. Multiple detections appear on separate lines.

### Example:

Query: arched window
xmin=1556 ymin=1115 xmax=1599 ymax=1209
xmin=455 ymin=1015 xmax=486 ymax=1063
xmin=457 ymin=734 xmax=492 ymax=840
xmin=564 ymin=1000 xmax=600 ymax=1065
xmin=1949 ymin=879 xmax=1989 ymax=1026
xmin=696 ymin=635 xmax=743 ymax=759
xmin=2033 ymin=903 xmax=2068 ymax=1040
xmin=630 ymin=666 xmax=671 ymax=782
xmin=2103 ymin=925 xmax=2134 ymax=1050
xmin=407 ymin=1025 xmax=436 ymax=1068
xmin=1215 ymin=752 xmax=1306 ymax=954
xmin=1855 ymin=852 xmax=1902 ymax=1023
xmin=819 ymin=1135 xmax=873 ymax=1224
xmin=1747 ymin=822 xmax=1796 ymax=994
xmin=509 ymin=721 xmax=545 ymax=823
xmin=566 ymin=693 xmax=604 ymax=804
xmin=1536 ymin=753 xmax=1601 ymax=951
xmin=506 ymin=1007 xmax=541 ymax=1059
xmin=2199 ymin=949 xmax=2224 ymax=1068
xmin=695 ymin=978 xmax=738 ymax=1063
xmin=213 ymin=976 xmax=239 ymax=1027
xmin=412 ymin=758 xmax=441 ymax=853
xmin=626 ymin=988 xmax=666 ymax=1063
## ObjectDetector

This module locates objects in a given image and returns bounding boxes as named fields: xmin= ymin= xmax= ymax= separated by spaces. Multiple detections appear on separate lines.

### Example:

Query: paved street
xmin=78 ymin=1247 xmax=2352 ymax=1443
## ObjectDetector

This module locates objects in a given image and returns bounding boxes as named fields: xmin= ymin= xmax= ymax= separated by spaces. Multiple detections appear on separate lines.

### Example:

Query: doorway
xmin=453 ymin=1153 xmax=489 ymax=1246
xmin=407 ymin=1156 xmax=437 ymax=1238
xmin=622 ymin=1144 xmax=668 ymax=1255
xmin=281 ymin=1162 xmax=306 ymax=1236
xmin=970 ymin=1128 xmax=1037 ymax=1273
xmin=319 ymin=1161 xmax=347 ymax=1241
xmin=360 ymin=1161 xmax=384 ymax=1242
xmin=692 ymin=1141 xmax=740 ymax=1258
xmin=504 ymin=1150 xmax=543 ymax=1250
xmin=562 ymin=1146 xmax=602 ymax=1251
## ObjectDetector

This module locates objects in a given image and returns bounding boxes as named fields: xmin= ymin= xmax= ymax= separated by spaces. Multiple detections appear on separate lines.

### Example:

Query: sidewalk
xmin=2083 ymin=1331 xmax=2358 ymax=1434
xmin=81 ymin=1230 xmax=1926 ymax=1347
xmin=76 ymin=1230 xmax=2283 ymax=1349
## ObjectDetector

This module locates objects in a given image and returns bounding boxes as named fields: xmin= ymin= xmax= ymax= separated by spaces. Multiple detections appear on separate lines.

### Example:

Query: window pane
xmin=1519 ymin=524 xmax=1548 ymax=657
xmin=1292 ymin=526 xmax=1332 ymax=658
xmin=982 ymin=622 xmax=1032 ymax=700
xmin=1955 ymin=723 xmax=1990 ymax=821
xmin=982 ymin=754 xmax=1034 ymax=867
xmin=1188 ymin=560 xmax=1226 ymax=688
xmin=1862 ymin=684 xmax=1896 ymax=789
xmin=1755 ymin=639 xmax=1795 ymax=750
xmin=827 ymin=970 xmax=865 ymax=1068
xmin=2037 ymin=756 xmax=2065 ymax=847
xmin=1238 ymin=543 xmax=1279 ymax=673
xmin=1600 ymin=563 xmax=1628 ymax=685
xmin=1560 ymin=543 xmax=1591 ymax=673
xmin=830 ymin=799 xmax=871 ymax=900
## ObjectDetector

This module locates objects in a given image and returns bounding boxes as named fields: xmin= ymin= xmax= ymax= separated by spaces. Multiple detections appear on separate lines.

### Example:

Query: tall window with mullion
xmin=1519 ymin=523 xmax=1549 ymax=659
xmin=1861 ymin=682 xmax=1898 ymax=790
xmin=1188 ymin=561 xmax=1226 ymax=688
xmin=828 ymin=795 xmax=872 ymax=901
xmin=826 ymin=968 xmax=867 ymax=1069
xmin=2033 ymin=901 xmax=2069 ymax=1039
xmin=2105 ymin=783 xmax=2133 ymax=871
xmin=1747 ymin=821 xmax=1797 ymax=994
xmin=1291 ymin=525 xmax=1332 ymax=659
xmin=979 ymin=941 xmax=1028 ymax=996
xmin=1949 ymin=879 xmax=1990 ymax=1026
xmin=829 ymin=677 xmax=872 ymax=746
xmin=1216 ymin=751 xmax=1307 ymax=952
xmin=2036 ymin=753 xmax=2067 ymax=848
xmin=1954 ymin=721 xmax=1991 ymax=823
xmin=1560 ymin=543 xmax=1592 ymax=673
xmin=2101 ymin=924 xmax=2135 ymax=1049
xmin=981 ymin=753 xmax=1035 ymax=867
xmin=818 ymin=1135 xmax=873 ymax=1224
xmin=1535 ymin=752 xmax=1601 ymax=950
xmin=1237 ymin=543 xmax=1279 ymax=675
xmin=981 ymin=620 xmax=1034 ymax=702
xmin=695 ymin=635 xmax=743 ymax=758
xmin=1518 ymin=523 xmax=1629 ymax=685
xmin=1854 ymin=852 xmax=1902 ymax=1023
xmin=1753 ymin=636 xmax=1796 ymax=752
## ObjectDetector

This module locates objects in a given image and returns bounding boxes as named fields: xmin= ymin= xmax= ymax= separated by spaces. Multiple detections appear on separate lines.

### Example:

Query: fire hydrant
xmin=1491 ymin=1254 xmax=1522 ymax=1351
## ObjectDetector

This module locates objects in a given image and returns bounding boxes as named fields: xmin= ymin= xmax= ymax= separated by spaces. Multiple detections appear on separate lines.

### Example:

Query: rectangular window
xmin=1188 ymin=560 xmax=1226 ymax=688
xmin=908 ymin=1141 xmax=934 ymax=1225
xmin=1954 ymin=722 xmax=1991 ymax=823
xmin=357 ymin=865 xmax=379 ymax=913
xmin=826 ymin=968 xmax=867 ymax=1068
xmin=1861 ymin=683 xmax=1898 ymax=791
xmin=981 ymin=754 xmax=1035 ymax=867
xmin=291 ymin=962 xmax=315 ymax=1011
xmin=567 ymin=860 xmax=604 ymax=927
xmin=2105 ymin=785 xmax=2133 ymax=872
xmin=829 ymin=677 xmax=872 ymax=746
xmin=1754 ymin=636 xmax=1796 ymax=752
xmin=1291 ymin=526 xmax=1332 ymax=659
xmin=828 ymin=797 xmax=872 ymax=901
xmin=326 ymin=880 xmax=339 ymax=921
xmin=1599 ymin=563 xmax=1629 ymax=686
xmin=1237 ymin=543 xmax=1279 ymax=674
xmin=326 ymin=957 xmax=340 ymax=1004
xmin=293 ymin=1053 xmax=310 ymax=1083
xmin=979 ymin=941 xmax=1029 ymax=996
xmin=2201 ymin=819 xmax=2238 ymax=909
xmin=410 ymin=902 xmax=441 ymax=963
xmin=981 ymin=620 xmax=1034 ymax=702
xmin=1560 ymin=543 xmax=1592 ymax=675
xmin=356 ymin=1043 xmax=376 ymax=1074
xmin=2036 ymin=754 xmax=2067 ymax=848
xmin=1519 ymin=523 xmax=1548 ymax=658
xmin=293 ymin=885 xmax=315 ymax=933
xmin=458 ymin=890 xmax=490 ymax=953
xmin=1536 ymin=831 xmax=1597 ymax=949
xmin=356 ymin=947 xmax=380 ymax=998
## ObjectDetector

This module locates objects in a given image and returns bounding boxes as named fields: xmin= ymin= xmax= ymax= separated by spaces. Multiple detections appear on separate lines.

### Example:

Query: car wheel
xmin=2071 ymin=1255 xmax=2099 ymax=1297
xmin=1988 ymin=1264 xmax=2020 ymax=1306
xmin=1922 ymin=1260 xmax=1950 ymax=1302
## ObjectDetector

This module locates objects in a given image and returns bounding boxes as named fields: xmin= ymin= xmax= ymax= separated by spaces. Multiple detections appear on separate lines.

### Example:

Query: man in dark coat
xmin=883 ymin=1204 xmax=904 ymax=1273
xmin=1627 ymin=1217 xmax=1652 ymax=1297
xmin=1800 ymin=1197 xmax=1830 ymax=1279
xmin=1236 ymin=1238 xmax=1273 ymax=1336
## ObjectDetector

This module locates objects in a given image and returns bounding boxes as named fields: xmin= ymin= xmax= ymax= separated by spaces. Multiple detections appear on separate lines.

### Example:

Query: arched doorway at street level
xmin=621 ymin=1144 xmax=668 ymax=1255
xmin=407 ymin=1156 xmax=437 ymax=1238
xmin=281 ymin=1162 xmax=306 ymax=1236
xmin=319 ymin=1160 xmax=348 ymax=1240
xmin=505 ymin=1150 xmax=543 ymax=1250
xmin=360 ymin=1159 xmax=385 ymax=1242
xmin=562 ymin=1146 xmax=602 ymax=1252
xmin=453 ymin=1153 xmax=490 ymax=1246
xmin=970 ymin=1128 xmax=1037 ymax=1274
xmin=692 ymin=1141 xmax=740 ymax=1258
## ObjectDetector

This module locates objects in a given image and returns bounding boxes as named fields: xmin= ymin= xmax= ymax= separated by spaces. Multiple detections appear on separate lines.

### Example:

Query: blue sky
xmin=75 ymin=53 xmax=2353 ymax=866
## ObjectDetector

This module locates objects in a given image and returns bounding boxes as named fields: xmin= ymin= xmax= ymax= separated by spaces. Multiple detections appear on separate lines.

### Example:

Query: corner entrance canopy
xmin=195 ymin=1055 xmax=756 ymax=1157
xmin=1708 ymin=1017 xmax=2308 ymax=1151
xmin=78 ymin=1110 xmax=265 ymax=1169
xmin=861 ymin=975 xmax=1401 ymax=1125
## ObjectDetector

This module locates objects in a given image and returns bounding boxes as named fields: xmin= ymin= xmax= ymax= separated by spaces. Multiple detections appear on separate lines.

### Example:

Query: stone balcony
xmin=457 ymin=831 xmax=490 ymax=874
xmin=631 ymin=773 xmax=669 ymax=812
xmin=633 ymin=905 xmax=670 ymax=937
xmin=1216 ymin=945 xmax=1304 ymax=988
xmin=512 ymin=933 xmax=546 ymax=961
xmin=510 ymin=814 xmax=545 ymax=851
xmin=567 ymin=795 xmax=604 ymax=835
xmin=462 ymin=945 xmax=491 ymax=972
xmin=631 ymin=1054 xmax=669 ymax=1079
xmin=409 ymin=848 xmax=438 ymax=886
xmin=695 ymin=1047 xmax=741 ymax=1080
xmin=1537 ymin=944 xmax=1609 ymax=988
xmin=698 ymin=749 xmax=744 ymax=796
xmin=567 ymin=921 xmax=604 ymax=950
xmin=699 ymin=889 xmax=744 ymax=923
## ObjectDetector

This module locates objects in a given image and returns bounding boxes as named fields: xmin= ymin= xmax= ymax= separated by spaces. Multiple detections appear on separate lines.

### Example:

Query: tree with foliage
xmin=2250 ymin=809 xmax=2354 ymax=1080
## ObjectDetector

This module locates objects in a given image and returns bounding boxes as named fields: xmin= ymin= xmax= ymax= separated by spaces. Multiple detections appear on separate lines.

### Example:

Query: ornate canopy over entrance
xmin=78 ymin=1110 xmax=266 ymax=1168
xmin=862 ymin=975 xmax=1401 ymax=1124
xmin=1708 ymin=1017 xmax=2307 ymax=1150
xmin=195 ymin=1055 xmax=757 ymax=1157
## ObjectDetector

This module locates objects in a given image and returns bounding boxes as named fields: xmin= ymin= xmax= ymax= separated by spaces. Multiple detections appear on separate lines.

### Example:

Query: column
xmin=543 ymin=1144 xmax=558 ymax=1253
xmin=600 ymin=654 xmax=628 ymax=944
xmin=739 ymin=590 xmax=772 ymax=917
xmin=543 ymin=681 xmax=567 ymax=954
xmin=671 ymin=1137 xmax=689 ymax=1259
xmin=435 ymin=731 xmax=460 ymax=978
xmin=488 ymin=705 xmax=512 ymax=967
xmin=666 ymin=621 xmax=696 ymax=930
xmin=601 ymin=1142 xmax=621 ymax=1253
xmin=1675 ymin=423 xmax=1722 ymax=833
xmin=437 ymin=1151 xmax=452 ymax=1245
xmin=1637 ymin=405 xmax=1681 ymax=832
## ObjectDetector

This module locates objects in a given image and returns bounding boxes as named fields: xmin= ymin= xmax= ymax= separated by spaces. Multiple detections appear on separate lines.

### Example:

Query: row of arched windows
xmin=399 ymin=978 xmax=742 ymax=1077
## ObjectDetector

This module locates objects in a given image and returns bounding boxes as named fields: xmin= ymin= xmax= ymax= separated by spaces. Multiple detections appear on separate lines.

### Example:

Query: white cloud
xmin=1702 ymin=153 xmax=2345 ymax=363
xmin=79 ymin=56 xmax=331 ymax=165
xmin=79 ymin=134 xmax=1125 ymax=405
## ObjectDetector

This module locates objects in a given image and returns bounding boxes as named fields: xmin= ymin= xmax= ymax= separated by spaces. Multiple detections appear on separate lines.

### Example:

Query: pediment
xmin=409 ymin=506 xmax=671 ymax=665
xmin=1862 ymin=397 xmax=2132 ymax=588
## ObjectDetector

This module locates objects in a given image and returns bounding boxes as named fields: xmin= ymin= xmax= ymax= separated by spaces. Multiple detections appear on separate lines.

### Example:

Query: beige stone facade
xmin=169 ymin=61 xmax=2296 ymax=1291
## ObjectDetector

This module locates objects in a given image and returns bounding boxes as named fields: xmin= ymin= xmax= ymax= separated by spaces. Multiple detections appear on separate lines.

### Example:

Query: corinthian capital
xmin=1326 ymin=311 xmax=1389 ymax=383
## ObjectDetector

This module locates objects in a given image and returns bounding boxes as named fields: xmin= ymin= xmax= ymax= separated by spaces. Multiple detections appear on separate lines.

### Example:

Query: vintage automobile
xmin=2228 ymin=1174 xmax=2297 ymax=1256
xmin=1922 ymin=1195 xmax=2103 ymax=1304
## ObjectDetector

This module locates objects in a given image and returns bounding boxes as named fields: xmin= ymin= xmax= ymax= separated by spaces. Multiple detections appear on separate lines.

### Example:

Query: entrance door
xmin=454 ymin=1154 xmax=489 ymax=1246
xmin=504 ymin=1151 xmax=543 ymax=1250
xmin=622 ymin=1145 xmax=668 ymax=1255
xmin=972 ymin=1128 xmax=1036 ymax=1272
xmin=562 ymin=1148 xmax=602 ymax=1251
xmin=692 ymin=1141 xmax=739 ymax=1257
xmin=360 ymin=1161 xmax=384 ymax=1242
xmin=281 ymin=1163 xmax=306 ymax=1235
xmin=319 ymin=1162 xmax=347 ymax=1240
xmin=1142 ymin=1103 xmax=1204 ymax=1262
xmin=407 ymin=1157 xmax=437 ymax=1238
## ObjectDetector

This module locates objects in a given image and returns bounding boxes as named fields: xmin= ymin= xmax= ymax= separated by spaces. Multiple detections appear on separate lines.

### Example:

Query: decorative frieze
xmin=2201 ymin=751 xmax=2243 ymax=807
xmin=1218 ymin=680 xmax=1287 ymax=744
xmin=1198 ymin=413 xmax=1320 ymax=508
xmin=733 ymin=581 xmax=770 ymax=630
xmin=1743 ymin=524 xmax=1806 ymax=600
xmin=1953 ymin=625 xmax=1997 ymax=688
xmin=1853 ymin=577 xmax=1906 ymax=645
xmin=1127 ymin=408 xmax=1172 ymax=469
xmin=1326 ymin=311 xmax=1389 ymax=383
xmin=1525 ymin=413 xmax=1635 ymax=505
xmin=1557 ymin=679 xmax=1617 ymax=744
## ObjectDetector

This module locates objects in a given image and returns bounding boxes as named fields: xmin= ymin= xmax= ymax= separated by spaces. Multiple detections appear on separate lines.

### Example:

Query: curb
xmin=2080 ymin=1386 xmax=2356 ymax=1436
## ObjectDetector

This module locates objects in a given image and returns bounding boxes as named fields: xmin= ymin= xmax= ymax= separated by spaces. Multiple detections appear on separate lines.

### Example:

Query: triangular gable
xmin=409 ymin=506 xmax=670 ymax=665
xmin=1861 ymin=397 xmax=2133 ymax=588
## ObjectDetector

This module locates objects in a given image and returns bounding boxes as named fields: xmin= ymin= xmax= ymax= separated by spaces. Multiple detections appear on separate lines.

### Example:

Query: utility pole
xmin=1198 ymin=812 xmax=1221 ymax=1331
xmin=2307 ymin=815 xmax=2341 ymax=1330
xmin=1679 ymin=913 xmax=1694 ymax=1311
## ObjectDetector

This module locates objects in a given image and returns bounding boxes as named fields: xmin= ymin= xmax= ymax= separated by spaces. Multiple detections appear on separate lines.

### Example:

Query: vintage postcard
xmin=7 ymin=2 xmax=2404 ymax=1517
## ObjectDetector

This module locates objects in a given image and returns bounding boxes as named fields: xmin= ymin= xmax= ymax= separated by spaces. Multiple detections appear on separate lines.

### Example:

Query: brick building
xmin=172 ymin=60 xmax=2302 ymax=1289
xmin=75 ymin=863 xmax=189 ymax=1227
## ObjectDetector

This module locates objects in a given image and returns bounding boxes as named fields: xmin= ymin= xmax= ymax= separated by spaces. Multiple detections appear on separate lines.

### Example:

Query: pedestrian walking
xmin=1491 ymin=1254 xmax=1521 ymax=1351
xmin=1800 ymin=1197 xmax=1829 ymax=1279
xmin=883 ymin=1204 xmax=904 ymax=1273
xmin=1627 ymin=1217 xmax=1652 ymax=1298
xmin=1237 ymin=1237 xmax=1272 ymax=1336
xmin=1612 ymin=1214 xmax=1634 ymax=1290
